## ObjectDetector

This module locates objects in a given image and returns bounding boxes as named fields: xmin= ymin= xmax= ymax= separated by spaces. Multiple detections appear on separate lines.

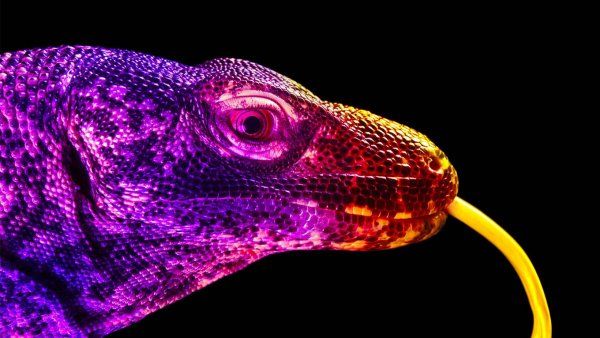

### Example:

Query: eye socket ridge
xmin=216 ymin=89 xmax=298 ymax=123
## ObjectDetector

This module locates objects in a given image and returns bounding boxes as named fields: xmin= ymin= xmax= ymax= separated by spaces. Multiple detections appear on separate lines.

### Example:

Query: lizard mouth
xmin=285 ymin=201 xmax=448 ymax=251
xmin=289 ymin=173 xmax=455 ymax=251
xmin=327 ymin=207 xmax=448 ymax=251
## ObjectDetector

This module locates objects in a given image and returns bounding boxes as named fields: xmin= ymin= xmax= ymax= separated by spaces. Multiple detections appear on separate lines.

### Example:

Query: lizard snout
xmin=290 ymin=103 xmax=459 ymax=250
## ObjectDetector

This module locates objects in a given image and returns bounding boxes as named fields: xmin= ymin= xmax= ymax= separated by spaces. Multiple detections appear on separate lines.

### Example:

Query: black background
xmin=1 ymin=3 xmax=575 ymax=337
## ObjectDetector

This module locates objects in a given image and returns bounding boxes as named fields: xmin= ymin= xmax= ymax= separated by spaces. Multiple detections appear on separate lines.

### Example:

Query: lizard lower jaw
xmin=287 ymin=197 xmax=448 ymax=251
xmin=328 ymin=210 xmax=448 ymax=251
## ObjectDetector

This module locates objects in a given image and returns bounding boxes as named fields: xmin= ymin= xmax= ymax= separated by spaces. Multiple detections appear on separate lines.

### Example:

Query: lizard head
xmin=187 ymin=58 xmax=459 ymax=252
xmin=71 ymin=56 xmax=458 ymax=261
xmin=63 ymin=52 xmax=460 ymax=333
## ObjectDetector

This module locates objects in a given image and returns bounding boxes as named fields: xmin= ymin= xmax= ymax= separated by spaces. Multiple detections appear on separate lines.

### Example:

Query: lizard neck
xmin=0 ymin=47 xmax=232 ymax=334
xmin=0 ymin=46 xmax=114 ymax=334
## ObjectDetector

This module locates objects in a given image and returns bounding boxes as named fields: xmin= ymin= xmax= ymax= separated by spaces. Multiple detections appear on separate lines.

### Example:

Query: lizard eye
xmin=209 ymin=90 xmax=294 ymax=161
xmin=231 ymin=108 xmax=273 ymax=140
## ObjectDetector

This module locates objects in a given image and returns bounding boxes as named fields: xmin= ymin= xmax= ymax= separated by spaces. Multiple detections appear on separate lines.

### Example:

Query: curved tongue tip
xmin=447 ymin=196 xmax=552 ymax=338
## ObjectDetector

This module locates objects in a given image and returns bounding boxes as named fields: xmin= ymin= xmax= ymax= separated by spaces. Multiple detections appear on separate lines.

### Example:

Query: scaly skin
xmin=0 ymin=47 xmax=458 ymax=336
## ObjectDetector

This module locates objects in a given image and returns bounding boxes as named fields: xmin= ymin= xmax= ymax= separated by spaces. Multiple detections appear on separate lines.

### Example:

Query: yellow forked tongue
xmin=447 ymin=197 xmax=552 ymax=338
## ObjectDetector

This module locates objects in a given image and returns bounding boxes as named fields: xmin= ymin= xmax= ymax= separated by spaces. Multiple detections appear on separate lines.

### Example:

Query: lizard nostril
xmin=427 ymin=149 xmax=450 ymax=173
xmin=429 ymin=157 xmax=442 ymax=171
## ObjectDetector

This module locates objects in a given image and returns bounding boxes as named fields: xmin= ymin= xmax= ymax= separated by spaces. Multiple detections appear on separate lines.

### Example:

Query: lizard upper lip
xmin=290 ymin=198 xmax=446 ymax=224
xmin=319 ymin=172 xmax=453 ymax=215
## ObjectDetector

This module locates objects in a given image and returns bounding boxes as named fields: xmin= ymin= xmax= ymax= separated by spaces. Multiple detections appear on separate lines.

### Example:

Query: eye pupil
xmin=242 ymin=115 xmax=263 ymax=135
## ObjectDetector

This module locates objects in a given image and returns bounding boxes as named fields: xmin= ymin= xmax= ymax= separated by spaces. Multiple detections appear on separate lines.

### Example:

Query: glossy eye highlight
xmin=231 ymin=108 xmax=273 ymax=139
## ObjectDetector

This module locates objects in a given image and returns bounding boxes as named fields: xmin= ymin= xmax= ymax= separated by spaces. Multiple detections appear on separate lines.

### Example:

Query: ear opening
xmin=62 ymin=140 xmax=94 ymax=205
